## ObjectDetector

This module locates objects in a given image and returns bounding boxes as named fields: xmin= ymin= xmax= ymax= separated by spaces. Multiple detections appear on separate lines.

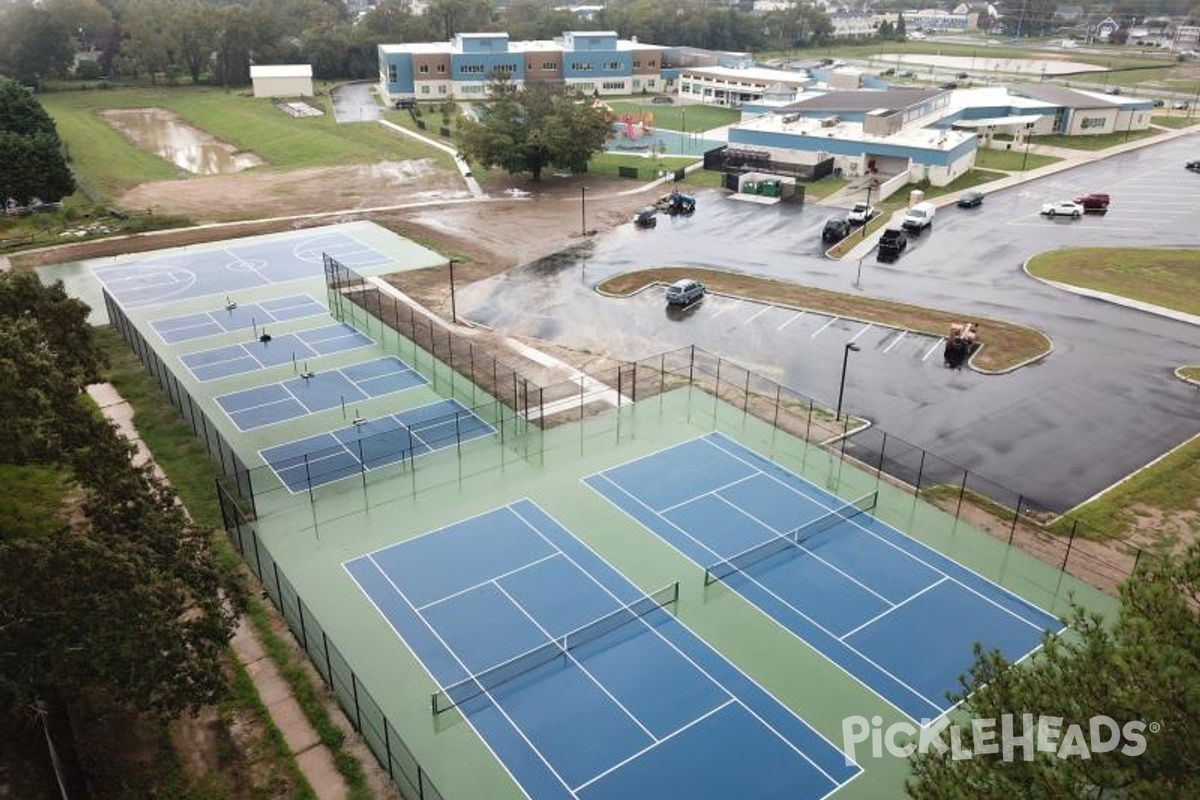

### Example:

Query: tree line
xmin=0 ymin=78 xmax=74 ymax=206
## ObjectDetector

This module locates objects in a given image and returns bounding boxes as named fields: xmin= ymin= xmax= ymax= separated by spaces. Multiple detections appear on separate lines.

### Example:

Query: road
xmin=456 ymin=135 xmax=1200 ymax=512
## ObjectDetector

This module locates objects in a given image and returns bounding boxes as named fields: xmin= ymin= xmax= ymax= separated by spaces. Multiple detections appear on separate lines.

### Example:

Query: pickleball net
xmin=703 ymin=491 xmax=878 ymax=586
xmin=431 ymin=581 xmax=680 ymax=714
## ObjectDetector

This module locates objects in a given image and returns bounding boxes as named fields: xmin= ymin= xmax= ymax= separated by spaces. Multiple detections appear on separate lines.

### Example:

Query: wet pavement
xmin=457 ymin=135 xmax=1200 ymax=511
xmin=331 ymin=81 xmax=382 ymax=124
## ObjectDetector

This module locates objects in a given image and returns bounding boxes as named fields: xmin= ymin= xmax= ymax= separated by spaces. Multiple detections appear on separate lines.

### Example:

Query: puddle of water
xmin=102 ymin=108 xmax=264 ymax=175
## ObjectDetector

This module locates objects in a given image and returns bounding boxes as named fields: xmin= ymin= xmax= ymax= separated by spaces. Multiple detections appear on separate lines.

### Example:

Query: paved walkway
xmin=87 ymin=382 xmax=353 ymax=800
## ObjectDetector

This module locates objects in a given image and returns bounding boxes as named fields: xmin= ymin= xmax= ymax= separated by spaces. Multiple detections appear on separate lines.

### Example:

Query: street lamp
xmin=447 ymin=258 xmax=458 ymax=324
xmin=861 ymin=179 xmax=876 ymax=240
xmin=580 ymin=184 xmax=587 ymax=236
xmin=1021 ymin=133 xmax=1032 ymax=171
xmin=835 ymin=342 xmax=861 ymax=422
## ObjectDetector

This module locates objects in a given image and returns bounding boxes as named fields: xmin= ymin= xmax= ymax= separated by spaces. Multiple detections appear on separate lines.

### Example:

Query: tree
xmin=425 ymin=0 xmax=496 ymax=39
xmin=0 ymin=78 xmax=74 ymax=205
xmin=0 ymin=4 xmax=77 ymax=86
xmin=456 ymin=76 xmax=611 ymax=181
xmin=895 ymin=12 xmax=907 ymax=40
xmin=907 ymin=543 xmax=1200 ymax=799
xmin=174 ymin=0 xmax=219 ymax=84
xmin=43 ymin=0 xmax=114 ymax=52
xmin=121 ymin=0 xmax=178 ymax=83
xmin=0 ymin=271 xmax=245 ymax=793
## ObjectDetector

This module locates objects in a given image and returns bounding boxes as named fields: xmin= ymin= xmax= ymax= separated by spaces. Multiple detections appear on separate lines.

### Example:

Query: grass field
xmin=1181 ymin=367 xmax=1200 ymax=382
xmin=974 ymin=147 xmax=1061 ymax=171
xmin=1152 ymin=114 xmax=1200 ymax=128
xmin=42 ymin=87 xmax=451 ymax=198
xmin=770 ymin=40 xmax=1178 ymax=72
xmin=1029 ymin=128 xmax=1162 ymax=150
xmin=1026 ymin=247 xmax=1200 ymax=316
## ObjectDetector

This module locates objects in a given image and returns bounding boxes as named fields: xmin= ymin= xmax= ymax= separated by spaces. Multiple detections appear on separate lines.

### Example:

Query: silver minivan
xmin=666 ymin=278 xmax=705 ymax=306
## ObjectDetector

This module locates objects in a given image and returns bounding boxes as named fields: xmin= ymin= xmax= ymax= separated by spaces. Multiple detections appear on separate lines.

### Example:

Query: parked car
xmin=1173 ymin=101 xmax=1189 ymax=110
xmin=898 ymin=70 xmax=916 ymax=78
xmin=633 ymin=207 xmax=657 ymax=228
xmin=957 ymin=190 xmax=985 ymax=208
xmin=1104 ymin=86 xmax=1121 ymax=95
xmin=956 ymin=71 xmax=970 ymax=79
xmin=902 ymin=201 xmax=936 ymax=234
xmin=1074 ymin=193 xmax=1111 ymax=211
xmin=848 ymin=202 xmax=876 ymax=224
xmin=1186 ymin=160 xmax=1200 ymax=172
xmin=940 ymin=80 xmax=958 ymax=90
xmin=1152 ymin=99 xmax=1165 ymax=107
xmin=823 ymin=217 xmax=852 ymax=243
xmin=877 ymin=228 xmax=908 ymax=263
xmin=665 ymin=278 xmax=705 ymax=306
xmin=1041 ymin=200 xmax=1083 ymax=218
xmin=880 ymin=67 xmax=896 ymax=76
xmin=651 ymin=95 xmax=675 ymax=104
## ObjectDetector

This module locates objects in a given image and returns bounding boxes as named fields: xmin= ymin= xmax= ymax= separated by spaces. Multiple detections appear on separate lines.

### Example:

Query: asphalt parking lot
xmin=458 ymin=135 xmax=1200 ymax=511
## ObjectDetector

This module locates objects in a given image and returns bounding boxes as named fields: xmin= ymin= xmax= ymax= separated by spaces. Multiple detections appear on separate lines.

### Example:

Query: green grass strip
xmin=1026 ymin=247 xmax=1200 ymax=316
xmin=96 ymin=326 xmax=374 ymax=800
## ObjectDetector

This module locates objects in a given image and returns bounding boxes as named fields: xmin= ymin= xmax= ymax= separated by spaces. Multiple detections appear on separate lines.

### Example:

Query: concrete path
xmin=87 ymin=382 xmax=352 ymax=800
xmin=378 ymin=118 xmax=485 ymax=198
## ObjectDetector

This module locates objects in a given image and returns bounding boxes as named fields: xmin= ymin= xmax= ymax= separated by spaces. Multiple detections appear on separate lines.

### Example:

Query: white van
xmin=901 ymin=201 xmax=936 ymax=234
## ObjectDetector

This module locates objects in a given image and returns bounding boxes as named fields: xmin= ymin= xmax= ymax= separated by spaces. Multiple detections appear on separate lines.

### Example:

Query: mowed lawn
xmin=605 ymin=100 xmax=740 ymax=132
xmin=42 ymin=87 xmax=450 ymax=197
xmin=1026 ymin=247 xmax=1200 ymax=316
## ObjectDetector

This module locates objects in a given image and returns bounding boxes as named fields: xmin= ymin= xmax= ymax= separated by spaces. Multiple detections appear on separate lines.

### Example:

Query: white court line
xmin=839 ymin=577 xmax=949 ymax=640
xmin=156 ymin=319 xmax=219 ymax=340
xmin=512 ymin=501 xmax=854 ymax=787
xmin=882 ymin=330 xmax=907 ymax=353
xmin=849 ymin=323 xmax=872 ymax=343
xmin=572 ymin=699 xmax=735 ymax=793
xmin=492 ymin=580 xmax=658 ymax=742
xmin=743 ymin=305 xmax=773 ymax=325
xmin=777 ymin=311 xmax=805 ymax=331
xmin=589 ymin=471 xmax=943 ymax=721
xmin=701 ymin=434 xmax=1064 ymax=637
xmin=709 ymin=493 xmax=895 ymax=608
xmin=656 ymin=472 xmax=759 ymax=514
xmin=811 ymin=316 xmax=839 ymax=338
xmin=709 ymin=299 xmax=742 ymax=319
xmin=416 ymin=553 xmax=562 ymax=611
xmin=365 ymin=555 xmax=579 ymax=797
xmin=922 ymin=338 xmax=944 ymax=362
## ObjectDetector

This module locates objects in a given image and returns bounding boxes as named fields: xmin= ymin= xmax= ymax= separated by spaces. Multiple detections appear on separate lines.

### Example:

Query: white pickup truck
xmin=901 ymin=201 xmax=936 ymax=235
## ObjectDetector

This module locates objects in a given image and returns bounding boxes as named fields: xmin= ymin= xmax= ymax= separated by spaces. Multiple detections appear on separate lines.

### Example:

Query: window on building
xmin=605 ymin=61 xmax=621 ymax=71
xmin=543 ymin=62 xmax=558 ymax=70
xmin=420 ymin=85 xmax=430 ymax=94
xmin=419 ymin=64 xmax=429 ymax=74
xmin=632 ymin=79 xmax=641 ymax=88
xmin=438 ymin=85 xmax=446 ymax=94
xmin=388 ymin=65 xmax=397 ymax=82
xmin=436 ymin=64 xmax=446 ymax=73
xmin=648 ymin=59 xmax=657 ymax=67
xmin=602 ymin=81 xmax=624 ymax=90
xmin=461 ymin=85 xmax=484 ymax=94
xmin=460 ymin=64 xmax=486 ymax=74
xmin=527 ymin=61 xmax=534 ymax=70
xmin=495 ymin=64 xmax=516 ymax=74
xmin=633 ymin=60 xmax=641 ymax=68
xmin=571 ymin=62 xmax=593 ymax=72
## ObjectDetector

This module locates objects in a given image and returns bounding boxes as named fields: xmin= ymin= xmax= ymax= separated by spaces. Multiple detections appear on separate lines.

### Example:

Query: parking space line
xmin=710 ymin=299 xmax=741 ymax=319
xmin=923 ymin=338 xmax=944 ymax=362
xmin=744 ymin=305 xmax=773 ymax=324
xmin=849 ymin=323 xmax=872 ymax=343
xmin=777 ymin=311 xmax=805 ymax=331
xmin=882 ymin=330 xmax=907 ymax=353
xmin=811 ymin=316 xmax=839 ymax=338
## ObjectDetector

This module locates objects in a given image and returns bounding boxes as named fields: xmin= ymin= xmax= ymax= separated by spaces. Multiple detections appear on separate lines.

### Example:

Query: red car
xmin=1075 ymin=193 xmax=1110 ymax=212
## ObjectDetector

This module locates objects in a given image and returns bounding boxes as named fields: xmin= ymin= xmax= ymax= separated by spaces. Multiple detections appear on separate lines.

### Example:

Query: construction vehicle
xmin=944 ymin=322 xmax=978 ymax=368
xmin=655 ymin=191 xmax=696 ymax=215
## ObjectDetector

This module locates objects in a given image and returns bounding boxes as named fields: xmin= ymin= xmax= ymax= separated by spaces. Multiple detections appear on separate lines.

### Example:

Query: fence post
xmin=298 ymin=600 xmax=309 ymax=651
xmin=773 ymin=385 xmax=781 ymax=428
xmin=914 ymin=449 xmax=926 ymax=495
xmin=383 ymin=721 xmax=395 ymax=780
xmin=743 ymin=370 xmax=750 ymax=414
xmin=272 ymin=561 xmax=283 ymax=607
xmin=631 ymin=362 xmax=637 ymax=402
xmin=617 ymin=364 xmax=623 ymax=407
xmin=1009 ymin=494 xmax=1024 ymax=545
xmin=351 ymin=672 xmax=363 ymax=731
xmin=688 ymin=345 xmax=695 ymax=385
xmin=538 ymin=387 xmax=544 ymax=427
xmin=304 ymin=454 xmax=315 ymax=504
xmin=1061 ymin=519 xmax=1078 ymax=570
xmin=876 ymin=433 xmax=887 ymax=478
xmin=805 ymin=398 xmax=814 ymax=441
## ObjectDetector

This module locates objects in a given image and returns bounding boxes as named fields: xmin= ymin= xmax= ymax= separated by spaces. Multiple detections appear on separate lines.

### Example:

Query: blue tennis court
xmin=585 ymin=433 xmax=1063 ymax=723
xmin=151 ymin=294 xmax=326 ymax=343
xmin=180 ymin=323 xmax=373 ymax=381
xmin=260 ymin=399 xmax=494 ymax=492
xmin=216 ymin=356 xmax=426 ymax=431
xmin=344 ymin=500 xmax=860 ymax=800
xmin=95 ymin=230 xmax=391 ymax=309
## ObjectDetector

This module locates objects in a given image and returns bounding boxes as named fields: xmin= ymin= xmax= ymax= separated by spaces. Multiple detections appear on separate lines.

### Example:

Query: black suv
xmin=877 ymin=228 xmax=908 ymax=262
xmin=823 ymin=218 xmax=851 ymax=243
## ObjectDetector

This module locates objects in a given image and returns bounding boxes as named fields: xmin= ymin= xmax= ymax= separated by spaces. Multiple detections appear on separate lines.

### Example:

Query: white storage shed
xmin=250 ymin=64 xmax=314 ymax=98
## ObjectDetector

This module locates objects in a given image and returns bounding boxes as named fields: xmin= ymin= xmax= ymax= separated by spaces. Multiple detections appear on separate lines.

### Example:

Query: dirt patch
xmin=118 ymin=159 xmax=467 ymax=222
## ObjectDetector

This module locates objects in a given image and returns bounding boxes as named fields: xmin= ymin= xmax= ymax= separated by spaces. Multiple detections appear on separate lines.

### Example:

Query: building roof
xmin=250 ymin=64 xmax=313 ymax=79
xmin=781 ymin=88 xmax=944 ymax=112
xmin=733 ymin=111 xmax=975 ymax=153
xmin=681 ymin=65 xmax=811 ymax=86
xmin=1009 ymin=82 xmax=1119 ymax=108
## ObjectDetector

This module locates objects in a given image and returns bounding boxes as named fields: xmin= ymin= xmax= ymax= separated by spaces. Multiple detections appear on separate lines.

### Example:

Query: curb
xmin=1021 ymin=257 xmax=1200 ymax=327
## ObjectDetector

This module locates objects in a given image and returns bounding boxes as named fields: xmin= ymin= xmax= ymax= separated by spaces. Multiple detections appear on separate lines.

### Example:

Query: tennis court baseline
xmin=260 ymin=399 xmax=494 ymax=492
xmin=585 ymin=433 xmax=1062 ymax=723
xmin=181 ymin=323 xmax=373 ymax=382
xmin=344 ymin=500 xmax=860 ymax=800
xmin=151 ymin=294 xmax=326 ymax=343
xmin=216 ymin=356 xmax=426 ymax=431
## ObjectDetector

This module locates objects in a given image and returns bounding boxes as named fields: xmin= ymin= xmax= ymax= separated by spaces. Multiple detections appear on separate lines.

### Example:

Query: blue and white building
xmin=377 ymin=31 xmax=667 ymax=103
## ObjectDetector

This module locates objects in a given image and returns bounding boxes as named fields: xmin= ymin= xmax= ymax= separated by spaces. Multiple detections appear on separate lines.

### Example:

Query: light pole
xmin=1021 ymin=133 xmax=1032 ymax=171
xmin=861 ymin=179 xmax=876 ymax=240
xmin=835 ymin=342 xmax=861 ymax=422
xmin=580 ymin=184 xmax=587 ymax=236
xmin=447 ymin=258 xmax=458 ymax=324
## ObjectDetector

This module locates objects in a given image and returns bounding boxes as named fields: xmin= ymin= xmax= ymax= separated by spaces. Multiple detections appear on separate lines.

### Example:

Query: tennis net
xmin=431 ymin=581 xmax=679 ymax=715
xmin=703 ymin=492 xmax=877 ymax=586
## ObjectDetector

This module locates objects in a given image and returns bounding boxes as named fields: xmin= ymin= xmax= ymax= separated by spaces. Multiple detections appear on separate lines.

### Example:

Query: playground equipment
xmin=943 ymin=322 xmax=979 ymax=369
